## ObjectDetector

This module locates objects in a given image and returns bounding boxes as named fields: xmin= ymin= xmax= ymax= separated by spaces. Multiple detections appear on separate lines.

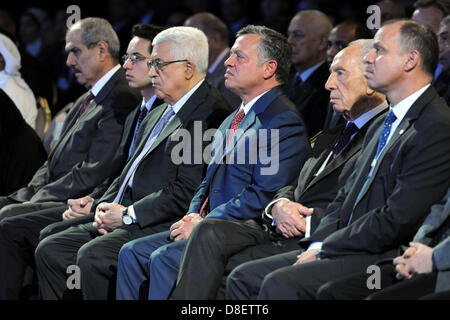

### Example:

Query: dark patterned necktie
xmin=78 ymin=92 xmax=94 ymax=118
xmin=331 ymin=122 xmax=359 ymax=160
xmin=288 ymin=74 xmax=302 ymax=100
xmin=199 ymin=108 xmax=246 ymax=217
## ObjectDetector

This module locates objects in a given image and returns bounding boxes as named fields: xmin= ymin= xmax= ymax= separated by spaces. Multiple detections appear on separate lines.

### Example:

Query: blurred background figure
xmin=377 ymin=0 xmax=407 ymax=26
xmin=184 ymin=12 xmax=240 ymax=107
xmin=435 ymin=15 xmax=450 ymax=105
xmin=221 ymin=0 xmax=251 ymax=44
xmin=412 ymin=0 xmax=450 ymax=80
xmin=0 ymin=88 xmax=46 ymax=196
xmin=0 ymin=32 xmax=37 ymax=129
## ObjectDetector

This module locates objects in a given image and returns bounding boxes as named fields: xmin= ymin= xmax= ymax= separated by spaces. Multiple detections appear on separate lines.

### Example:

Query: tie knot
xmin=342 ymin=122 xmax=359 ymax=137
xmin=294 ymin=74 xmax=302 ymax=87
xmin=85 ymin=92 xmax=94 ymax=103
xmin=384 ymin=110 xmax=397 ymax=126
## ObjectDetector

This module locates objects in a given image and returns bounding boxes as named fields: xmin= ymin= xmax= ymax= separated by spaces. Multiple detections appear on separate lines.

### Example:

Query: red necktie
xmin=78 ymin=92 xmax=94 ymax=118
xmin=199 ymin=108 xmax=246 ymax=217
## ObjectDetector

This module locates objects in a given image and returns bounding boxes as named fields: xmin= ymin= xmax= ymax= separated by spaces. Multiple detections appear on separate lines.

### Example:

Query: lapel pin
xmin=399 ymin=129 xmax=404 ymax=135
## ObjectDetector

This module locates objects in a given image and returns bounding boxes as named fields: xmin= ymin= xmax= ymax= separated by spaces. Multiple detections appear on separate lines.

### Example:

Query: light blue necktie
xmin=114 ymin=106 xmax=175 ymax=204
xmin=347 ymin=110 xmax=397 ymax=225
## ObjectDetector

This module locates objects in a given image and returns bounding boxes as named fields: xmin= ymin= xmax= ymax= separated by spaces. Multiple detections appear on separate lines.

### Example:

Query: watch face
xmin=122 ymin=214 xmax=133 ymax=225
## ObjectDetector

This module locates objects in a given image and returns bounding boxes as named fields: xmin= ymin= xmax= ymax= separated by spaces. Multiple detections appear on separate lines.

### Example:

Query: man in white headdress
xmin=0 ymin=33 xmax=37 ymax=129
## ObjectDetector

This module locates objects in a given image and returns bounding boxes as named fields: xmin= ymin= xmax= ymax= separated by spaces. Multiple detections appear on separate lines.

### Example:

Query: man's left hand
xmin=169 ymin=213 xmax=203 ymax=241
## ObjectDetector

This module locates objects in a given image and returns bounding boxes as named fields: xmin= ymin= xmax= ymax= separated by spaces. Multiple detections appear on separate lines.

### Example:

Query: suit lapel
xmin=352 ymin=87 xmax=436 ymax=208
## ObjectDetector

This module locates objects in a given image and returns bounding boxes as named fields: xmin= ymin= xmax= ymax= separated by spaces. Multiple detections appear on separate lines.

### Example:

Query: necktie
xmin=331 ymin=122 xmax=359 ymax=160
xmin=347 ymin=110 xmax=397 ymax=225
xmin=429 ymin=215 xmax=450 ymax=247
xmin=114 ymin=106 xmax=175 ymax=204
xmin=78 ymin=92 xmax=94 ymax=118
xmin=199 ymin=108 xmax=246 ymax=217
xmin=128 ymin=107 xmax=149 ymax=158
xmin=374 ymin=110 xmax=397 ymax=159
xmin=288 ymin=74 xmax=302 ymax=100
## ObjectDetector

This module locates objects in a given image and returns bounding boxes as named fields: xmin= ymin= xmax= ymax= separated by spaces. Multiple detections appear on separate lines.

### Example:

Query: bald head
xmin=287 ymin=10 xmax=332 ymax=72
xmin=184 ymin=12 xmax=229 ymax=66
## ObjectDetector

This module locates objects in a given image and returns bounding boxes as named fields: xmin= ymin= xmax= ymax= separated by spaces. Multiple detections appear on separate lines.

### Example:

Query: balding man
xmin=324 ymin=20 xmax=373 ymax=129
xmin=171 ymin=39 xmax=389 ymax=300
xmin=285 ymin=10 xmax=332 ymax=138
xmin=229 ymin=19 xmax=450 ymax=300
xmin=184 ymin=12 xmax=241 ymax=107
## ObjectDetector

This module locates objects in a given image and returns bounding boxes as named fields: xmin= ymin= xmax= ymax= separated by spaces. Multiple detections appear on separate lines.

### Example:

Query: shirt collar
xmin=390 ymin=84 xmax=430 ymax=122
xmin=141 ymin=94 xmax=158 ymax=111
xmin=351 ymin=100 xmax=389 ymax=129
xmin=299 ymin=61 xmax=325 ymax=83
xmin=168 ymin=79 xmax=204 ymax=114
xmin=236 ymin=89 xmax=271 ymax=115
xmin=90 ymin=64 xmax=121 ymax=97
xmin=208 ymin=48 xmax=229 ymax=74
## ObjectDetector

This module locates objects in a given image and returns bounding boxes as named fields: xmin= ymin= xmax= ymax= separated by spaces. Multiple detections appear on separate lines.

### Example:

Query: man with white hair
xmin=34 ymin=26 xmax=232 ymax=300
xmin=0 ymin=32 xmax=37 ymax=128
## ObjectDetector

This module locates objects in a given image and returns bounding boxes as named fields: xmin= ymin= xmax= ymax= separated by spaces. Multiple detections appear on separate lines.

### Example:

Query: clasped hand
xmin=272 ymin=200 xmax=313 ymax=238
xmin=169 ymin=213 xmax=203 ymax=241
xmin=92 ymin=202 xmax=126 ymax=235
xmin=393 ymin=242 xmax=434 ymax=280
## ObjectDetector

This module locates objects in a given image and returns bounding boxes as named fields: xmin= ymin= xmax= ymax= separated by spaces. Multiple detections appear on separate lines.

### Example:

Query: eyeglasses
xmin=147 ymin=59 xmax=188 ymax=72
xmin=121 ymin=54 xmax=149 ymax=65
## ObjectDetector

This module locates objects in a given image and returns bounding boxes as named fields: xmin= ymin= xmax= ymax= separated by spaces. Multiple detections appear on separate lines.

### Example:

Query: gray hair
xmin=152 ymin=26 xmax=209 ymax=77
xmin=236 ymin=25 xmax=292 ymax=85
xmin=68 ymin=17 xmax=120 ymax=61
xmin=349 ymin=38 xmax=374 ymax=69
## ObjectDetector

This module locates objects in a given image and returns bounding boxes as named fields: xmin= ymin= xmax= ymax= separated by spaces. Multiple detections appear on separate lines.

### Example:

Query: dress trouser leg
xmin=0 ymin=205 xmax=66 ymax=299
xmin=171 ymin=219 xmax=269 ymax=300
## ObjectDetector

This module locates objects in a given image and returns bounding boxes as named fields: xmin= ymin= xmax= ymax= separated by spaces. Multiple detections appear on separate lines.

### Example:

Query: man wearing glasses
xmin=33 ymin=26 xmax=232 ymax=300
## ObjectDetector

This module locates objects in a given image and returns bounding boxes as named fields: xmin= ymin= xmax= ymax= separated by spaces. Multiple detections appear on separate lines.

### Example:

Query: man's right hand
xmin=271 ymin=200 xmax=313 ymax=238
xmin=62 ymin=196 xmax=94 ymax=220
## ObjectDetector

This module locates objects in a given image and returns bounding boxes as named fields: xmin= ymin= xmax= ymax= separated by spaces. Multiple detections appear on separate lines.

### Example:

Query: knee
xmin=35 ymin=235 xmax=60 ymax=267
xmin=77 ymin=242 xmax=104 ymax=274
xmin=316 ymin=282 xmax=336 ymax=300
xmin=192 ymin=219 xmax=223 ymax=241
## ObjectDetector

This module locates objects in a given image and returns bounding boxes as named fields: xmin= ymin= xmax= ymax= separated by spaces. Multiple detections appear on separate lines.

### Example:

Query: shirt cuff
xmin=264 ymin=197 xmax=291 ymax=223
xmin=127 ymin=205 xmax=138 ymax=222
xmin=307 ymin=241 xmax=322 ymax=251
xmin=305 ymin=215 xmax=312 ymax=238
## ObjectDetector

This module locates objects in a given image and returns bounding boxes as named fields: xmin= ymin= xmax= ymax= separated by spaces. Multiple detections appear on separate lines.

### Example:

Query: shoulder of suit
xmin=257 ymin=94 xmax=302 ymax=124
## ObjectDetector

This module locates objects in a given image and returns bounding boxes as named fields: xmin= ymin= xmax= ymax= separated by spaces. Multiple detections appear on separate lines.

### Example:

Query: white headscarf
xmin=0 ymin=33 xmax=37 ymax=129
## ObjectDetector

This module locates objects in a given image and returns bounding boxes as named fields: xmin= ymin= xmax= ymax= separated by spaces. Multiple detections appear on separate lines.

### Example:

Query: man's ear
xmin=184 ymin=61 xmax=195 ymax=79
xmin=97 ymin=40 xmax=109 ymax=61
xmin=264 ymin=60 xmax=278 ymax=79
xmin=404 ymin=50 xmax=419 ymax=72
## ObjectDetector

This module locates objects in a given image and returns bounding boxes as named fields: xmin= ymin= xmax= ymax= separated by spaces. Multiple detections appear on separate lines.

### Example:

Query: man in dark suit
xmin=434 ymin=15 xmax=450 ymax=106
xmin=169 ymin=39 xmax=388 ymax=300
xmin=0 ymin=17 xmax=139 ymax=219
xmin=0 ymin=24 xmax=164 ymax=300
xmin=0 ymin=89 xmax=47 ymax=196
xmin=115 ymin=25 xmax=310 ymax=300
xmin=34 ymin=26 xmax=232 ymax=300
xmin=285 ymin=10 xmax=332 ymax=138
xmin=184 ymin=12 xmax=241 ymax=108
xmin=316 ymin=187 xmax=450 ymax=300
xmin=226 ymin=20 xmax=450 ymax=300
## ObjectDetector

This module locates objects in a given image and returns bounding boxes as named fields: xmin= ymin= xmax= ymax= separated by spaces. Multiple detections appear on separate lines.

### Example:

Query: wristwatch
xmin=122 ymin=207 xmax=133 ymax=225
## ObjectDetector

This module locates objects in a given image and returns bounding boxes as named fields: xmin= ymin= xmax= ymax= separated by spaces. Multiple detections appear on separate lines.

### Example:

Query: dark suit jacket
xmin=187 ymin=86 xmax=311 ymax=221
xmin=98 ymin=80 xmax=232 ymax=228
xmin=89 ymin=97 xmax=165 ymax=199
xmin=413 ymin=187 xmax=450 ymax=292
xmin=269 ymin=104 xmax=387 ymax=231
xmin=285 ymin=62 xmax=330 ymax=138
xmin=307 ymin=86 xmax=450 ymax=261
xmin=0 ymin=89 xmax=47 ymax=196
xmin=433 ymin=72 xmax=450 ymax=107
xmin=8 ymin=68 xmax=139 ymax=203
xmin=206 ymin=50 xmax=241 ymax=108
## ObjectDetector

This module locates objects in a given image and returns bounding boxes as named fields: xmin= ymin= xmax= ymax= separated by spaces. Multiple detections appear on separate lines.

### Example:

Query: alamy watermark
xmin=169 ymin=121 xmax=280 ymax=176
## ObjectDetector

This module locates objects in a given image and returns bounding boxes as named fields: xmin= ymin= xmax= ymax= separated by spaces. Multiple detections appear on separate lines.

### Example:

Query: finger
xmin=293 ymin=203 xmax=314 ymax=216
